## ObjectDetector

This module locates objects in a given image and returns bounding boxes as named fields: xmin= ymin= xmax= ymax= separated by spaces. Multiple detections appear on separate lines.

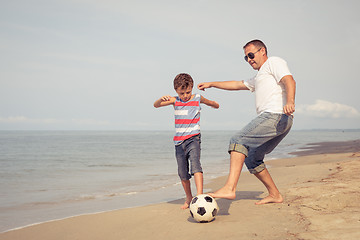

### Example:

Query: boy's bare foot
xmin=181 ymin=197 xmax=192 ymax=209
xmin=255 ymin=194 xmax=283 ymax=205
xmin=208 ymin=187 xmax=236 ymax=200
xmin=181 ymin=202 xmax=190 ymax=209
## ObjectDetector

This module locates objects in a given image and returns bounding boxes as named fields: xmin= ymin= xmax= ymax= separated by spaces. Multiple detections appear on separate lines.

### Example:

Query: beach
xmin=1 ymin=139 xmax=359 ymax=240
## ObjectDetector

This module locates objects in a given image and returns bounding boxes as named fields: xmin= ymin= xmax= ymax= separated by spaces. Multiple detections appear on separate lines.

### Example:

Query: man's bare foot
xmin=255 ymin=194 xmax=283 ymax=205
xmin=208 ymin=187 xmax=236 ymax=200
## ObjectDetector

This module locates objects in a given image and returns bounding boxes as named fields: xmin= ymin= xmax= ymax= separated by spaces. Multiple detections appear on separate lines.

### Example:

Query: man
xmin=198 ymin=39 xmax=296 ymax=205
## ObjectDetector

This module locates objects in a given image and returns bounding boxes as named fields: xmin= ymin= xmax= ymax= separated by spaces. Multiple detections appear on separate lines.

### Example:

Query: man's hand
xmin=197 ymin=82 xmax=211 ymax=91
xmin=283 ymin=103 xmax=295 ymax=115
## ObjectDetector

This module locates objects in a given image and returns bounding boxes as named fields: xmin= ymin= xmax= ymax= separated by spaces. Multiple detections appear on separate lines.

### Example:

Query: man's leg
xmin=254 ymin=168 xmax=283 ymax=205
xmin=209 ymin=151 xmax=245 ymax=199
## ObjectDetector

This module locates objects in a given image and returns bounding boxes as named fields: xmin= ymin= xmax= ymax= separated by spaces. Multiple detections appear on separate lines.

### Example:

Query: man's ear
xmin=260 ymin=47 xmax=266 ymax=56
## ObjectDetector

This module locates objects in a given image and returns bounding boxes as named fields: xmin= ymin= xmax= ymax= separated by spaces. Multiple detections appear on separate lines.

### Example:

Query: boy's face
xmin=175 ymin=86 xmax=193 ymax=102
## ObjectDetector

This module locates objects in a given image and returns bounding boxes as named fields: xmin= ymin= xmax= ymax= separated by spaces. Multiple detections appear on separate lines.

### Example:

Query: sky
xmin=1 ymin=0 xmax=360 ymax=131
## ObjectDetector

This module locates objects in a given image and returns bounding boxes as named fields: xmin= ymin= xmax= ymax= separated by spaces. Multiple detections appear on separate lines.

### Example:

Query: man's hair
xmin=243 ymin=39 xmax=268 ymax=55
xmin=173 ymin=73 xmax=194 ymax=90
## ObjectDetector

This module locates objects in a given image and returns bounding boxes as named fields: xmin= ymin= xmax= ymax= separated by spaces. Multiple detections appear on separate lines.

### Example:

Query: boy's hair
xmin=243 ymin=39 xmax=268 ymax=55
xmin=173 ymin=73 xmax=194 ymax=90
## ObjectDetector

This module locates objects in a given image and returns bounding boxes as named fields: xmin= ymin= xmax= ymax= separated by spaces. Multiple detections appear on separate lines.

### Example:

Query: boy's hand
xmin=200 ymin=96 xmax=219 ymax=109
xmin=212 ymin=101 xmax=220 ymax=109
xmin=154 ymin=95 xmax=175 ymax=108
xmin=160 ymin=95 xmax=172 ymax=102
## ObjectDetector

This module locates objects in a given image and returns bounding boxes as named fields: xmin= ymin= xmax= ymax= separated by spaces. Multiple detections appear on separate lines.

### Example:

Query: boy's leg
xmin=176 ymin=143 xmax=193 ymax=209
xmin=187 ymin=134 xmax=203 ymax=197
xmin=254 ymin=168 xmax=283 ymax=205
xmin=209 ymin=151 xmax=245 ymax=199
xmin=181 ymin=179 xmax=192 ymax=209
xmin=194 ymin=172 xmax=203 ymax=196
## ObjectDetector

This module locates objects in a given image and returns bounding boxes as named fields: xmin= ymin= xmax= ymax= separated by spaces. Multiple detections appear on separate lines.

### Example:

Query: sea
xmin=0 ymin=129 xmax=359 ymax=232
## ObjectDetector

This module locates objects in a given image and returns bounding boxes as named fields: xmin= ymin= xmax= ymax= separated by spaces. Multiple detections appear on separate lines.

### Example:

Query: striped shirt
xmin=173 ymin=94 xmax=201 ymax=145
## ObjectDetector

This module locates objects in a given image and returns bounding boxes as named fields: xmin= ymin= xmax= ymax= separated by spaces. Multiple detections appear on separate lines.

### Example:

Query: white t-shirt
xmin=244 ymin=56 xmax=292 ymax=115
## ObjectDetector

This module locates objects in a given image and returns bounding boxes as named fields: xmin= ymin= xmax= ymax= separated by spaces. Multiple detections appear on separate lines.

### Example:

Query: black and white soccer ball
xmin=189 ymin=194 xmax=219 ymax=223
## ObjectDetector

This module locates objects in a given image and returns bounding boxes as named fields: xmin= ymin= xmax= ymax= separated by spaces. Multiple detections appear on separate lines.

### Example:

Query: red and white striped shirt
xmin=173 ymin=94 xmax=201 ymax=145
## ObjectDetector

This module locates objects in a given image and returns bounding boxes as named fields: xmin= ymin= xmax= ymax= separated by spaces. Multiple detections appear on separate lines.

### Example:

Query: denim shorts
xmin=229 ymin=112 xmax=293 ymax=174
xmin=175 ymin=134 xmax=202 ymax=180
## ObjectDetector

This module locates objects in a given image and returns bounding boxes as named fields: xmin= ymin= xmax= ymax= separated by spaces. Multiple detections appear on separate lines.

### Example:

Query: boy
xmin=154 ymin=73 xmax=219 ymax=209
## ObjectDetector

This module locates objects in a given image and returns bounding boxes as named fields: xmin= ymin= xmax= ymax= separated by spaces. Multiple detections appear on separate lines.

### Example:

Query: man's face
xmin=244 ymin=44 xmax=265 ymax=70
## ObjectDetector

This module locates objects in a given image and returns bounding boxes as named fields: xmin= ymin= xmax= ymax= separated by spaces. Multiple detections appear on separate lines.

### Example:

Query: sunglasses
xmin=244 ymin=48 xmax=262 ymax=62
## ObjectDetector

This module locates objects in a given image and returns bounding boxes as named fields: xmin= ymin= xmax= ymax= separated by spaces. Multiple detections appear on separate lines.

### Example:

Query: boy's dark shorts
xmin=175 ymin=134 xmax=202 ymax=180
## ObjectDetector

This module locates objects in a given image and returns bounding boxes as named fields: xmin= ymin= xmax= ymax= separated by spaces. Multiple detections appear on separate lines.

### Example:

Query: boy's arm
xmin=200 ymin=95 xmax=219 ymax=109
xmin=153 ymin=95 xmax=176 ymax=108
xmin=198 ymin=81 xmax=249 ymax=91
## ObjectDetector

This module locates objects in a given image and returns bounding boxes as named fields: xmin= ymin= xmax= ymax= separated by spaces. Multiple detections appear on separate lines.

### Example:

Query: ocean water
xmin=0 ymin=130 xmax=359 ymax=232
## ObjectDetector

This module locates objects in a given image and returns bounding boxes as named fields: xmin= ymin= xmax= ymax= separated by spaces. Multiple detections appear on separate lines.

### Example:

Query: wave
xmin=87 ymin=164 xmax=134 ymax=168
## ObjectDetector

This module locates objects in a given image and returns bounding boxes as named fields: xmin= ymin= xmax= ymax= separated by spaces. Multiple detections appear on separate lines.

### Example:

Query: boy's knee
xmin=178 ymin=171 xmax=191 ymax=180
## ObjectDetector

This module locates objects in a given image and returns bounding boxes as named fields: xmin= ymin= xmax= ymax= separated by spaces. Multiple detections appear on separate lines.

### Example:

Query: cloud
xmin=42 ymin=52 xmax=160 ymax=70
xmin=70 ymin=118 xmax=110 ymax=126
xmin=297 ymin=100 xmax=360 ymax=118
xmin=80 ymin=0 xmax=251 ymax=50
xmin=1 ymin=21 xmax=76 ymax=42
xmin=0 ymin=116 xmax=62 ymax=124
xmin=0 ymin=116 xmax=110 ymax=126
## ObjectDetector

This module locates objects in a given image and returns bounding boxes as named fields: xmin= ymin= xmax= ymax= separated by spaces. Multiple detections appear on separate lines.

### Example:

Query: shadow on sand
xmin=215 ymin=191 xmax=263 ymax=216
xmin=168 ymin=191 xmax=263 ymax=222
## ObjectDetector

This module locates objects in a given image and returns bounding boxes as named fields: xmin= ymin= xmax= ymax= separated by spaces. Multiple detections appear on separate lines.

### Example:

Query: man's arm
xmin=280 ymin=75 xmax=296 ymax=115
xmin=198 ymin=81 xmax=249 ymax=91
xmin=153 ymin=95 xmax=176 ymax=108
xmin=200 ymin=96 xmax=219 ymax=109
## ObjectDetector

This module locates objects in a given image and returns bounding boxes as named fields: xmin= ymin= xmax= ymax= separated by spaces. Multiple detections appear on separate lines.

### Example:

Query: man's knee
xmin=228 ymin=143 xmax=248 ymax=156
xmin=247 ymin=163 xmax=266 ymax=174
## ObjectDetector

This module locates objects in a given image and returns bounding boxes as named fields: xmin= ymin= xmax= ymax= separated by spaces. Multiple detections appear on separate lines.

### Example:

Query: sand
xmin=1 ymin=140 xmax=360 ymax=240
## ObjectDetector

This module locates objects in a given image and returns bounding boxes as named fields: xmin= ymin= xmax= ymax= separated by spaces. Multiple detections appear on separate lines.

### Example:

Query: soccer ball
xmin=189 ymin=194 xmax=219 ymax=223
